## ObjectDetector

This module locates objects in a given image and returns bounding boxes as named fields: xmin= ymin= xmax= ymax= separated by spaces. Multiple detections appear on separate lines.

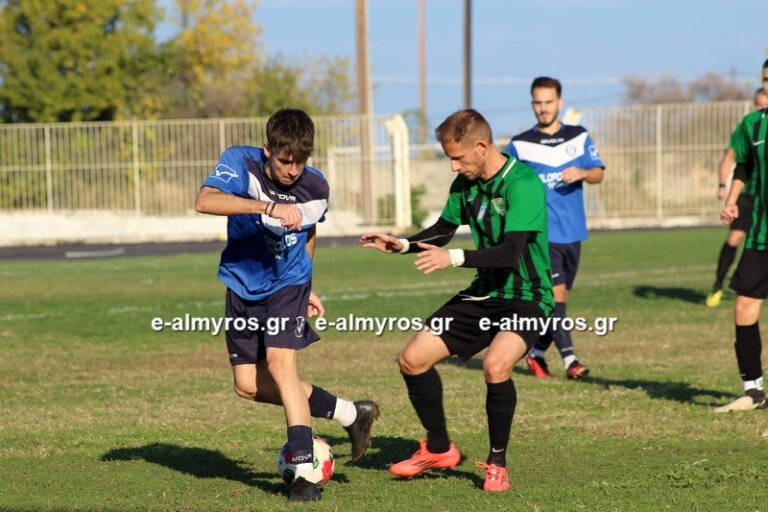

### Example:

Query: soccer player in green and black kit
xmin=715 ymin=59 xmax=768 ymax=412
xmin=705 ymin=88 xmax=768 ymax=308
xmin=360 ymin=109 xmax=553 ymax=490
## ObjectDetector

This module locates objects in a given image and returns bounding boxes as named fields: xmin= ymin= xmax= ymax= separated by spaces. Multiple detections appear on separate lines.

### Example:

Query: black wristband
xmin=266 ymin=202 xmax=275 ymax=216
xmin=718 ymin=183 xmax=726 ymax=188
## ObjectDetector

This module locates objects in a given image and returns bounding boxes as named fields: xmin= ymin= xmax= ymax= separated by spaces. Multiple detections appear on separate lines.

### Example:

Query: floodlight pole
xmin=356 ymin=0 xmax=374 ymax=223
xmin=463 ymin=0 xmax=472 ymax=108
xmin=418 ymin=0 xmax=427 ymax=144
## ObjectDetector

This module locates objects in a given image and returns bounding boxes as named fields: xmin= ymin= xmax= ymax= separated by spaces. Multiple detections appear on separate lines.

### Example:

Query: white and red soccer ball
xmin=276 ymin=435 xmax=335 ymax=486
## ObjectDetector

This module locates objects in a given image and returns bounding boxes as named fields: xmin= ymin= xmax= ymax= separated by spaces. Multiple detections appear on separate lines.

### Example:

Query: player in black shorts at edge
xmin=706 ymin=88 xmax=768 ymax=307
xmin=715 ymin=60 xmax=768 ymax=412
xmin=360 ymin=109 xmax=554 ymax=491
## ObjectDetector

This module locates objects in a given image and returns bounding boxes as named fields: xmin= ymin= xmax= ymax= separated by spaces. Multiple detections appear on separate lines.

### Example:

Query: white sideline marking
xmin=65 ymin=248 xmax=126 ymax=259
xmin=0 ymin=313 xmax=62 ymax=321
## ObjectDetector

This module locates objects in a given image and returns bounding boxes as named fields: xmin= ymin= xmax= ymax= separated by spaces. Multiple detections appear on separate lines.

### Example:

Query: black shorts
xmin=730 ymin=194 xmax=754 ymax=232
xmin=730 ymin=249 xmax=768 ymax=299
xmin=550 ymin=242 xmax=581 ymax=289
xmin=225 ymin=283 xmax=320 ymax=365
xmin=427 ymin=294 xmax=547 ymax=361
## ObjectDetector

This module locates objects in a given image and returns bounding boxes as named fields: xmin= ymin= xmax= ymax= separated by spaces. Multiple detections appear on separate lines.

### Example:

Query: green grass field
xmin=1 ymin=227 xmax=766 ymax=512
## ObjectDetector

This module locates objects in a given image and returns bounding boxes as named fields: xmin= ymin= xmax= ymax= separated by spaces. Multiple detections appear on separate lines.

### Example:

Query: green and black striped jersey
xmin=731 ymin=109 xmax=768 ymax=250
xmin=440 ymin=155 xmax=554 ymax=316
xmin=729 ymin=123 xmax=758 ymax=196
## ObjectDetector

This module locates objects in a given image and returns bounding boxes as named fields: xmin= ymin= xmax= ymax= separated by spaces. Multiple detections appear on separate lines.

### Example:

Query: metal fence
xmin=0 ymin=101 xmax=756 ymax=236
xmin=580 ymin=100 xmax=752 ymax=222
xmin=0 ymin=114 xmax=411 ymax=228
xmin=408 ymin=100 xmax=753 ymax=228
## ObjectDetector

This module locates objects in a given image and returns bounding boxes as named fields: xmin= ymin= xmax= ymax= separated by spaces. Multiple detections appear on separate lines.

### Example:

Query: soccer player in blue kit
xmin=506 ymin=77 xmax=606 ymax=379
xmin=195 ymin=109 xmax=379 ymax=503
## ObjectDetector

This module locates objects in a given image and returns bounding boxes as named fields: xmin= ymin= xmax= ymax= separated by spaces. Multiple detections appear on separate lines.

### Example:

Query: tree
xmin=0 ymin=0 xmax=162 ymax=122
xmin=242 ymin=54 xmax=355 ymax=117
xmin=622 ymin=72 xmax=753 ymax=104
xmin=165 ymin=0 xmax=260 ymax=118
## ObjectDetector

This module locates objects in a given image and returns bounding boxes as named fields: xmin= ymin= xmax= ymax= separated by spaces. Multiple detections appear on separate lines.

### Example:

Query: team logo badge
xmin=209 ymin=163 xmax=238 ymax=183
xmin=491 ymin=198 xmax=506 ymax=215
xmin=295 ymin=316 xmax=306 ymax=337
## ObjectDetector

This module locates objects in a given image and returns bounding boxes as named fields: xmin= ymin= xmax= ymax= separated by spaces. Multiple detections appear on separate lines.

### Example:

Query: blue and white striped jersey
xmin=506 ymin=125 xmax=605 ymax=243
xmin=202 ymin=146 xmax=329 ymax=300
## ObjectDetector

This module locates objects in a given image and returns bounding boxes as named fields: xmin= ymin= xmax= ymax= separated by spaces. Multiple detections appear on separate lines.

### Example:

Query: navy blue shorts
xmin=550 ymin=242 xmax=581 ymax=289
xmin=730 ymin=249 xmax=768 ymax=299
xmin=427 ymin=295 xmax=547 ymax=360
xmin=225 ymin=283 xmax=320 ymax=365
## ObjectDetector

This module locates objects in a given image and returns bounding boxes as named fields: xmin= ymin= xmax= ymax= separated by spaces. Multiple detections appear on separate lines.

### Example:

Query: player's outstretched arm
xmin=360 ymin=218 xmax=459 ymax=255
xmin=358 ymin=233 xmax=405 ymax=254
xmin=195 ymin=186 xmax=302 ymax=229
xmin=413 ymin=242 xmax=452 ymax=274
xmin=195 ymin=186 xmax=270 ymax=216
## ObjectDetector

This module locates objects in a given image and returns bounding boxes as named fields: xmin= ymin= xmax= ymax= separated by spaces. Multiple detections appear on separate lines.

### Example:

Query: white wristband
xmin=449 ymin=249 xmax=465 ymax=267
xmin=397 ymin=238 xmax=410 ymax=254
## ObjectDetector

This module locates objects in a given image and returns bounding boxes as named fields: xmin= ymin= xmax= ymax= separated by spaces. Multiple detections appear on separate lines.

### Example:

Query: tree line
xmin=0 ymin=0 xmax=355 ymax=123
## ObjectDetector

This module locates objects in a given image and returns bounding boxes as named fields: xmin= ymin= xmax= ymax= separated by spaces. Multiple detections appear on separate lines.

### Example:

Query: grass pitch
xmin=1 ymin=227 xmax=766 ymax=511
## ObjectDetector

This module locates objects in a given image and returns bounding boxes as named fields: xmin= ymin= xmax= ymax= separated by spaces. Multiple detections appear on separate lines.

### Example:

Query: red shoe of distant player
xmin=525 ymin=355 xmax=551 ymax=378
xmin=475 ymin=461 xmax=510 ymax=491
xmin=388 ymin=438 xmax=461 ymax=478
xmin=566 ymin=360 xmax=590 ymax=380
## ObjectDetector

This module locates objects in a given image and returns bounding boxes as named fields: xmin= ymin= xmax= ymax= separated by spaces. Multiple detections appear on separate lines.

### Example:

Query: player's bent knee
xmin=233 ymin=382 xmax=257 ymax=401
xmin=482 ymin=359 xmax=513 ymax=382
xmin=398 ymin=352 xmax=426 ymax=376
xmin=734 ymin=297 xmax=762 ymax=324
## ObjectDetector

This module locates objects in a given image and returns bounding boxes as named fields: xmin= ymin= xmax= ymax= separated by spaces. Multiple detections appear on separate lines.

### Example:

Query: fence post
xmin=655 ymin=105 xmax=663 ymax=219
xmin=44 ymin=125 xmax=53 ymax=211
xmin=386 ymin=115 xmax=412 ymax=230
xmin=132 ymin=121 xmax=141 ymax=214
xmin=219 ymin=119 xmax=226 ymax=155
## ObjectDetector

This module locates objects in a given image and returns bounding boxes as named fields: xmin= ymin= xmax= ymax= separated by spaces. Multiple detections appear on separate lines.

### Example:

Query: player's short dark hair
xmin=531 ymin=76 xmax=562 ymax=97
xmin=266 ymin=108 xmax=314 ymax=162
xmin=763 ymin=58 xmax=768 ymax=70
xmin=435 ymin=109 xmax=493 ymax=145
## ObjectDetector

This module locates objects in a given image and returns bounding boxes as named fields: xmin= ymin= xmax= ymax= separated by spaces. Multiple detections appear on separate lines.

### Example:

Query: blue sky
xmin=162 ymin=0 xmax=768 ymax=137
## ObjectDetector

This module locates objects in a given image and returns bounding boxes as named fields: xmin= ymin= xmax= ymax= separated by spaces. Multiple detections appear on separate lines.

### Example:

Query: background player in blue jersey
xmin=506 ymin=76 xmax=605 ymax=380
xmin=195 ymin=109 xmax=379 ymax=502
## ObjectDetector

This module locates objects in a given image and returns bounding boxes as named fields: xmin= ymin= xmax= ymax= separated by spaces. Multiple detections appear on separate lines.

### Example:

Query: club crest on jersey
xmin=589 ymin=145 xmax=600 ymax=159
xmin=491 ymin=198 xmax=506 ymax=215
xmin=210 ymin=163 xmax=238 ymax=183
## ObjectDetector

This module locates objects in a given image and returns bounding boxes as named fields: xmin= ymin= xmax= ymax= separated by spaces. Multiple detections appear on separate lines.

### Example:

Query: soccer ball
xmin=276 ymin=435 xmax=335 ymax=486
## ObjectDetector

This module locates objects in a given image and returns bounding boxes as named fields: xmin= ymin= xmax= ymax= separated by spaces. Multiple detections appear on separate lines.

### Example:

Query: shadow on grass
xmin=415 ymin=355 xmax=735 ymax=407
xmin=633 ymin=285 xmax=707 ymax=304
xmin=581 ymin=376 xmax=739 ymax=406
xmin=320 ymin=435 xmax=484 ymax=489
xmin=101 ymin=443 xmax=287 ymax=496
